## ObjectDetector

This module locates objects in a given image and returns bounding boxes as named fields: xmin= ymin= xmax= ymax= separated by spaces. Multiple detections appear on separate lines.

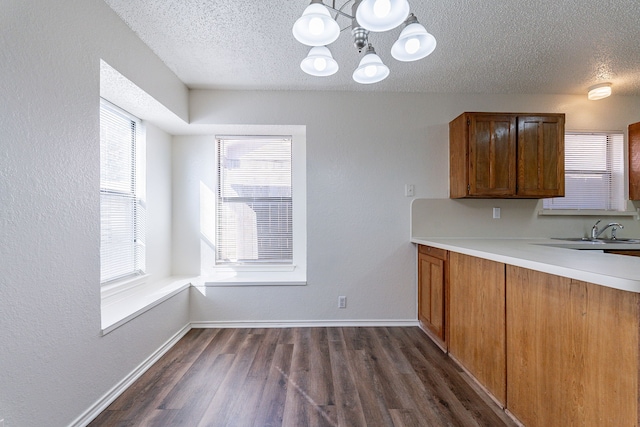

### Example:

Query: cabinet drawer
xmin=418 ymin=245 xmax=447 ymax=260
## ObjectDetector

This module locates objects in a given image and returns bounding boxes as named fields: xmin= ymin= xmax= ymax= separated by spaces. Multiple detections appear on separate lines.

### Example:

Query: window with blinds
xmin=543 ymin=132 xmax=624 ymax=211
xmin=216 ymin=136 xmax=293 ymax=265
xmin=100 ymin=99 xmax=146 ymax=283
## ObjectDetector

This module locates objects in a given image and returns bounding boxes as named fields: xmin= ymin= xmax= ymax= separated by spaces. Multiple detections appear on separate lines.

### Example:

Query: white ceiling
xmin=103 ymin=0 xmax=640 ymax=96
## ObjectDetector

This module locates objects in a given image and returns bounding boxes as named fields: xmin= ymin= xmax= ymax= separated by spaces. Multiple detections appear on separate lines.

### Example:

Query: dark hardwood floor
xmin=89 ymin=327 xmax=516 ymax=426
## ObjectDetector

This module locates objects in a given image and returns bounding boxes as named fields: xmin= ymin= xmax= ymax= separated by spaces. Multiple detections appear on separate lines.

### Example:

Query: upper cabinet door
xmin=469 ymin=114 xmax=517 ymax=197
xmin=516 ymin=115 xmax=565 ymax=197
xmin=629 ymin=122 xmax=640 ymax=201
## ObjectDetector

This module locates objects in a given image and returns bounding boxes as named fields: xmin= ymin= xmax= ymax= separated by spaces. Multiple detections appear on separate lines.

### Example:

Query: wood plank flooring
xmin=89 ymin=327 xmax=516 ymax=427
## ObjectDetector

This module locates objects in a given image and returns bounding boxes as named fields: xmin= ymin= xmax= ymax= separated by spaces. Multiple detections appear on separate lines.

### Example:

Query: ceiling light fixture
xmin=292 ymin=0 xmax=436 ymax=84
xmin=587 ymin=82 xmax=612 ymax=100
xmin=301 ymin=46 xmax=340 ymax=76
xmin=353 ymin=44 xmax=389 ymax=84
xmin=391 ymin=14 xmax=436 ymax=62
xmin=356 ymin=0 xmax=410 ymax=32
xmin=292 ymin=0 xmax=341 ymax=46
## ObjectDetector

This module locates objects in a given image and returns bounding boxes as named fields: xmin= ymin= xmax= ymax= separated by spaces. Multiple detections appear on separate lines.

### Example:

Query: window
xmin=100 ymin=99 xmax=146 ymax=284
xmin=543 ymin=132 xmax=624 ymax=211
xmin=215 ymin=136 xmax=292 ymax=265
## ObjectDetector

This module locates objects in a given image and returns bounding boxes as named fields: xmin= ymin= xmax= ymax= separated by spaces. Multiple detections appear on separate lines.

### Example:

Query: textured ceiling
xmin=103 ymin=0 xmax=640 ymax=96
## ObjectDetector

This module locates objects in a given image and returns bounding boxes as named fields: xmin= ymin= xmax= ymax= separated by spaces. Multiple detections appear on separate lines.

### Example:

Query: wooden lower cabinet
xmin=605 ymin=249 xmax=640 ymax=257
xmin=448 ymin=252 xmax=506 ymax=405
xmin=418 ymin=248 xmax=640 ymax=425
xmin=506 ymin=265 xmax=640 ymax=427
xmin=417 ymin=245 xmax=447 ymax=348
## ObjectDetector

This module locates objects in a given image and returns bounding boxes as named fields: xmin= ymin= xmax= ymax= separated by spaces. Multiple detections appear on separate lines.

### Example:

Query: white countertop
xmin=411 ymin=237 xmax=640 ymax=293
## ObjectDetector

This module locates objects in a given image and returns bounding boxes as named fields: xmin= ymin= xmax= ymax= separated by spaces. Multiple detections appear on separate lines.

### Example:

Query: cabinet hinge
xmin=467 ymin=119 xmax=471 ymax=125
xmin=467 ymin=184 xmax=470 ymax=193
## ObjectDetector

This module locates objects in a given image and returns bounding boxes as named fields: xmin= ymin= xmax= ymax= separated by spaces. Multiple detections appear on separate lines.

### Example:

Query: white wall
xmin=0 ymin=1 xmax=188 ymax=426
xmin=184 ymin=90 xmax=640 ymax=324
xmin=146 ymin=123 xmax=173 ymax=281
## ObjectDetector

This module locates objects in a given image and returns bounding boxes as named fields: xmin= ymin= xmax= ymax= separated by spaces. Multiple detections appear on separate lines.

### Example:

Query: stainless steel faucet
xmin=591 ymin=220 xmax=624 ymax=240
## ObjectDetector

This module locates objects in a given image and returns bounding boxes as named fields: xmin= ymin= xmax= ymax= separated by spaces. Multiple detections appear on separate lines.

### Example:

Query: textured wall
xmin=0 ymin=1 xmax=188 ymax=426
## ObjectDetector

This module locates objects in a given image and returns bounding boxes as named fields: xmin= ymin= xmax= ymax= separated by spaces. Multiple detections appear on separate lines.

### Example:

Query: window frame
xmin=99 ymin=98 xmax=146 ymax=285
xmin=215 ymin=135 xmax=293 ymax=267
xmin=541 ymin=130 xmax=636 ymax=217
xmin=205 ymin=128 xmax=307 ymax=285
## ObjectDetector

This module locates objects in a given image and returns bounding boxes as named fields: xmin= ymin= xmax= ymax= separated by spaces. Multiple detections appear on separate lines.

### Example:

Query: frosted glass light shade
xmin=588 ymin=83 xmax=612 ymax=100
xmin=391 ymin=22 xmax=436 ymax=61
xmin=300 ymin=46 xmax=339 ymax=76
xmin=292 ymin=2 xmax=340 ymax=46
xmin=356 ymin=0 xmax=410 ymax=32
xmin=353 ymin=48 xmax=390 ymax=84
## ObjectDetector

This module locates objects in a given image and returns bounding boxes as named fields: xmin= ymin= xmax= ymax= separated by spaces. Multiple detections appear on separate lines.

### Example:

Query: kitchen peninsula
xmin=411 ymin=235 xmax=640 ymax=426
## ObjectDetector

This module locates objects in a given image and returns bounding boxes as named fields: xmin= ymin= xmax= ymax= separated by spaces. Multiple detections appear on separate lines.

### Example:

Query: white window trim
xmin=540 ymin=130 xmax=637 ymax=218
xmin=101 ymin=276 xmax=193 ymax=335
xmin=538 ymin=206 xmax=639 ymax=218
xmin=100 ymin=98 xmax=147 ymax=287
xmin=205 ymin=126 xmax=307 ymax=286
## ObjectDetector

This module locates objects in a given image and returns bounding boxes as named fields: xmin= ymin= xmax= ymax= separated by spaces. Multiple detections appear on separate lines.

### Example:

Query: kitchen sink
xmin=552 ymin=237 xmax=640 ymax=244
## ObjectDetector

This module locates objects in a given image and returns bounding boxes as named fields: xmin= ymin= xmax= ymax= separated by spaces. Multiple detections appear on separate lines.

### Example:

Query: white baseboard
xmin=69 ymin=323 xmax=192 ymax=427
xmin=190 ymin=319 xmax=419 ymax=329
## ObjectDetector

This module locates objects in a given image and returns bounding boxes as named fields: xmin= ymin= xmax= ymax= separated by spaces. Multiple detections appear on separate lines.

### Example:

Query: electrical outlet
xmin=338 ymin=296 xmax=346 ymax=308
xmin=493 ymin=207 xmax=501 ymax=219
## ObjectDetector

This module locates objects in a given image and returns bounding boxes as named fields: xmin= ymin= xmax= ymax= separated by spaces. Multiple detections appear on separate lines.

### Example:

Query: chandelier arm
xmin=324 ymin=2 xmax=355 ymax=20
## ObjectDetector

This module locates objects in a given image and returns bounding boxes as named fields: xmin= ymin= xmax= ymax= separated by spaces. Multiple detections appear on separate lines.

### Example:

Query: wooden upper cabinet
xmin=630 ymin=121 xmax=640 ymax=200
xmin=450 ymin=112 xmax=565 ymax=198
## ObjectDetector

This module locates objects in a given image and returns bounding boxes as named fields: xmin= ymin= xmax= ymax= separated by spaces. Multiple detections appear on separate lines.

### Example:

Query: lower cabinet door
xmin=448 ymin=252 xmax=506 ymax=405
xmin=418 ymin=247 xmax=446 ymax=345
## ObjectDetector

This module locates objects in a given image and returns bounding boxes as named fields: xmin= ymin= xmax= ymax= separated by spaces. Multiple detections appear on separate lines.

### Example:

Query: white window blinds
xmin=543 ymin=132 xmax=624 ymax=210
xmin=100 ymin=99 xmax=146 ymax=283
xmin=216 ymin=136 xmax=293 ymax=265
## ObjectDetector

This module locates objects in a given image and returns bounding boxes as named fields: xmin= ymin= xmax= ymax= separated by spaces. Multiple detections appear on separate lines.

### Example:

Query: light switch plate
xmin=493 ymin=207 xmax=501 ymax=219
xmin=405 ymin=184 xmax=415 ymax=197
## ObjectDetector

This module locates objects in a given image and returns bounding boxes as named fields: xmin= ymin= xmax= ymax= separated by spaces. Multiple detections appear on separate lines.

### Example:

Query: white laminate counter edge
xmin=411 ymin=237 xmax=640 ymax=293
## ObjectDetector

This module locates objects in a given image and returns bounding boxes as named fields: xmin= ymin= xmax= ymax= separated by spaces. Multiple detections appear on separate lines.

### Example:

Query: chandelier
xmin=292 ymin=0 xmax=436 ymax=84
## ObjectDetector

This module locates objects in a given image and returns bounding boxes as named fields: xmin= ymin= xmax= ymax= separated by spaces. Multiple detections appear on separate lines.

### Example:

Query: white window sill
xmin=201 ymin=280 xmax=307 ymax=287
xmin=198 ymin=264 xmax=307 ymax=287
xmin=101 ymin=276 xmax=194 ymax=335
xmin=101 ymin=269 xmax=308 ymax=334
xmin=212 ymin=264 xmax=296 ymax=273
xmin=538 ymin=209 xmax=639 ymax=219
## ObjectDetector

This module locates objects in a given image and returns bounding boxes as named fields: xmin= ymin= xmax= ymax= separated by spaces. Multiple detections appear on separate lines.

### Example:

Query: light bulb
xmin=373 ymin=0 xmax=391 ymax=18
xmin=313 ymin=57 xmax=327 ymax=71
xmin=365 ymin=65 xmax=377 ymax=77
xmin=308 ymin=17 xmax=325 ymax=35
xmin=404 ymin=37 xmax=420 ymax=54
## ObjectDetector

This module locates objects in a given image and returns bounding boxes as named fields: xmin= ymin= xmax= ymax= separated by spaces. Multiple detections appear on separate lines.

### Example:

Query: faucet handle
xmin=609 ymin=223 xmax=624 ymax=240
